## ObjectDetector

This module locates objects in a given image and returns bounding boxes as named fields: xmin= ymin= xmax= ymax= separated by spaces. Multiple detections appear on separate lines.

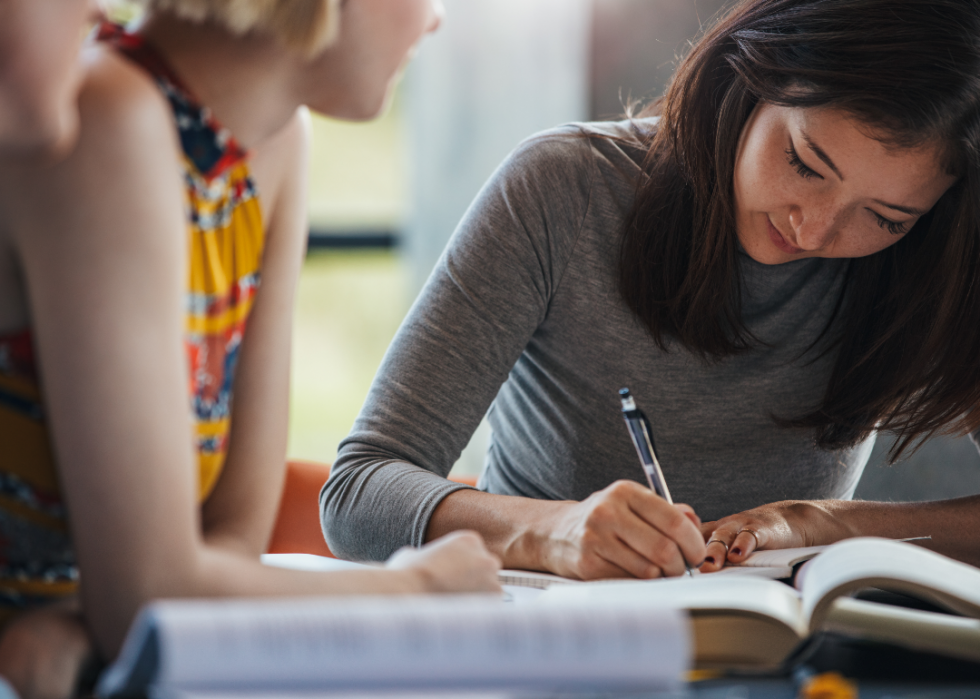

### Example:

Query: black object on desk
xmin=786 ymin=632 xmax=980 ymax=684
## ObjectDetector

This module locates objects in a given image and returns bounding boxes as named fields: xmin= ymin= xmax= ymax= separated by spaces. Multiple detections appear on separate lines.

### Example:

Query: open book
xmin=499 ymin=544 xmax=827 ymax=590
xmin=97 ymin=595 xmax=689 ymax=698
xmin=539 ymin=538 xmax=980 ymax=670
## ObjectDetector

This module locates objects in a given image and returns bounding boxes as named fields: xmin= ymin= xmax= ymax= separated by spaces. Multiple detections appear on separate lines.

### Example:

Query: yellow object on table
xmin=798 ymin=671 xmax=858 ymax=699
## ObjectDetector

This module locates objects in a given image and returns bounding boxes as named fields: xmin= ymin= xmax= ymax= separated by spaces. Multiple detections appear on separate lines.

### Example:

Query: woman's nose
xmin=788 ymin=205 xmax=837 ymax=251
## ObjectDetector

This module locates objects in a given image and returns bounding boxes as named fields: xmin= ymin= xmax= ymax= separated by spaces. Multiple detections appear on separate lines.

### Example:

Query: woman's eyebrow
xmin=801 ymin=130 xmax=844 ymax=180
xmin=872 ymin=199 xmax=927 ymax=216
xmin=800 ymin=129 xmax=929 ymax=216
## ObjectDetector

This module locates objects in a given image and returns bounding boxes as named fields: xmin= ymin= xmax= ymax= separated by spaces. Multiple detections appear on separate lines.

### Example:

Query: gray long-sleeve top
xmin=320 ymin=120 xmax=877 ymax=562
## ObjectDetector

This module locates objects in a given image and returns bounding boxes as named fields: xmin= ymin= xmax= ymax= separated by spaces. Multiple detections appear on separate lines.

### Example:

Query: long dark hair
xmin=620 ymin=0 xmax=980 ymax=457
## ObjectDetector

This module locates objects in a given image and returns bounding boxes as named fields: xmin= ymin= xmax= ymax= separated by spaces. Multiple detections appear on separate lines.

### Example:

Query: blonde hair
xmin=146 ymin=0 xmax=341 ymax=56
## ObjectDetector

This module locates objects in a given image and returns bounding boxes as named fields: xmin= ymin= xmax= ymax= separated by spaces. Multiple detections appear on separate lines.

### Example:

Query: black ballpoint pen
xmin=619 ymin=387 xmax=695 ymax=577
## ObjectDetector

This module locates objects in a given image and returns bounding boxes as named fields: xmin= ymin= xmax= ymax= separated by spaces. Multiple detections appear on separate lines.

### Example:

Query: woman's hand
xmin=386 ymin=530 xmax=503 ymax=594
xmin=699 ymin=500 xmax=858 ymax=572
xmin=0 ymin=604 xmax=94 ymax=699
xmin=541 ymin=480 xmax=706 ymax=580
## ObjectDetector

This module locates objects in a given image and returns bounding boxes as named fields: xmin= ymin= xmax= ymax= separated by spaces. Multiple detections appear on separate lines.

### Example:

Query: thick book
xmin=538 ymin=538 xmax=980 ymax=670
xmin=96 ymin=595 xmax=689 ymax=698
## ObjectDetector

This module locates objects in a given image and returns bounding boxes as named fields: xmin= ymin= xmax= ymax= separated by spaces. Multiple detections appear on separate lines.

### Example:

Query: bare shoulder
xmin=74 ymin=45 xmax=176 ymax=150
xmin=2 ymin=45 xmax=185 ymax=252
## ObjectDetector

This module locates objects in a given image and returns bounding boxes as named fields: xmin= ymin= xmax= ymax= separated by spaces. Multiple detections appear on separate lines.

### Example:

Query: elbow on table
xmin=318 ymin=462 xmax=409 ymax=563
xmin=81 ymin=543 xmax=212 ymax=658
xmin=319 ymin=473 xmax=372 ymax=562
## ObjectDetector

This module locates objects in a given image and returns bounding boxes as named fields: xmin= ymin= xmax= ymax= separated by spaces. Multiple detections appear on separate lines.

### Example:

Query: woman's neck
xmin=137 ymin=12 xmax=303 ymax=148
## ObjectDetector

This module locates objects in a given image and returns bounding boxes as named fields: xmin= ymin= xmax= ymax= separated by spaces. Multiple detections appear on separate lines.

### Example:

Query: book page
xmin=708 ymin=565 xmax=794 ymax=579
xmin=100 ymin=596 xmax=689 ymax=696
xmin=799 ymin=537 xmax=980 ymax=631
xmin=500 ymin=563 xmax=796 ymax=589
xmin=717 ymin=537 xmax=926 ymax=576
xmin=538 ymin=576 xmax=807 ymax=638
xmin=500 ymin=546 xmax=824 ymax=588
xmin=824 ymin=597 xmax=980 ymax=662
xmin=735 ymin=545 xmax=827 ymax=569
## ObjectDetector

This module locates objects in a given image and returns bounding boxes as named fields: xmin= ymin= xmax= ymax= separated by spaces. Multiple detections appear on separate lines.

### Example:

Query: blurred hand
xmin=699 ymin=500 xmax=855 ymax=572
xmin=386 ymin=530 xmax=502 ymax=594
xmin=541 ymin=480 xmax=705 ymax=580
xmin=0 ymin=603 xmax=93 ymax=699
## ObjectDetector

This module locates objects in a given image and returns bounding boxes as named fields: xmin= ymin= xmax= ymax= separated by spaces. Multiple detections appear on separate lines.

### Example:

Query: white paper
xmin=102 ymin=596 xmax=690 ymax=696
xmin=260 ymin=554 xmax=379 ymax=572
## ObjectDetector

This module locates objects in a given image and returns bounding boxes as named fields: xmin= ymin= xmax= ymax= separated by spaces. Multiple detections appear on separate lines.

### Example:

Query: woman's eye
xmin=785 ymin=146 xmax=820 ymax=181
xmin=873 ymin=212 xmax=912 ymax=236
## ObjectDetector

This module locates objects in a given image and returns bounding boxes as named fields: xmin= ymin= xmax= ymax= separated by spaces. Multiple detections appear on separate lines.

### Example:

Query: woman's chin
xmin=308 ymin=90 xmax=391 ymax=123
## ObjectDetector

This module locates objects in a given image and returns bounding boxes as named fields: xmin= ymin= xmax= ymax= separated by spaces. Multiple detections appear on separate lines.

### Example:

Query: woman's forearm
xmin=701 ymin=494 xmax=980 ymax=572
xmin=817 ymin=494 xmax=980 ymax=565
xmin=86 ymin=530 xmax=500 ymax=659
xmin=87 ymin=551 xmax=422 ymax=658
xmin=427 ymin=482 xmax=707 ymax=581
xmin=426 ymin=489 xmax=566 ymax=571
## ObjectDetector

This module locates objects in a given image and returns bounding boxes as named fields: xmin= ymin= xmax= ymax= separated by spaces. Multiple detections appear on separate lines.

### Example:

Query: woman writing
xmin=0 ymin=1 xmax=500 ymax=696
xmin=321 ymin=0 xmax=980 ymax=580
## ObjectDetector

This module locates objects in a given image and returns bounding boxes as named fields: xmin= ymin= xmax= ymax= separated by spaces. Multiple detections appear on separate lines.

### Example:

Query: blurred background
xmin=115 ymin=0 xmax=980 ymax=502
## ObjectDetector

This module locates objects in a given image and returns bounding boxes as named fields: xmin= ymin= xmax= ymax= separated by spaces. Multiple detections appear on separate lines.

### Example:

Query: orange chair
xmin=267 ymin=459 xmax=478 ymax=558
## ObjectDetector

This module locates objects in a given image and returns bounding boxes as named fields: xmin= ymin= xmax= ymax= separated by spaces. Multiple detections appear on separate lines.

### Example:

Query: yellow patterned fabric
xmin=184 ymin=158 xmax=264 ymax=498
xmin=0 ymin=332 xmax=74 ymax=623
xmin=0 ymin=25 xmax=264 ymax=620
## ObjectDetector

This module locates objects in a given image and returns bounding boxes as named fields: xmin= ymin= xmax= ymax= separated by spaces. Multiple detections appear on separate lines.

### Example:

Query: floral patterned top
xmin=0 ymin=24 xmax=265 ymax=622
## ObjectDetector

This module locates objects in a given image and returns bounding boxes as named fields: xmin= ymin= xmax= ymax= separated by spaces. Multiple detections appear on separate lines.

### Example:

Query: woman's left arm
xmin=198 ymin=109 xmax=310 ymax=557
xmin=700 ymin=494 xmax=980 ymax=571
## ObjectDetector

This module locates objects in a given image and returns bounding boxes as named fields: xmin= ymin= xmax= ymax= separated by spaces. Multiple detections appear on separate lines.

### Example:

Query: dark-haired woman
xmin=320 ymin=0 xmax=980 ymax=580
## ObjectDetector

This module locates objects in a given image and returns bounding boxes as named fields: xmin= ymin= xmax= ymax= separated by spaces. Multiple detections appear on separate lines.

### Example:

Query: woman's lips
xmin=766 ymin=216 xmax=804 ymax=254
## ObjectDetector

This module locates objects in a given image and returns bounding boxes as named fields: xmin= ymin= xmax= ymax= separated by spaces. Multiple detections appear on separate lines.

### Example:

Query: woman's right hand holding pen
xmin=540 ymin=480 xmax=706 ymax=580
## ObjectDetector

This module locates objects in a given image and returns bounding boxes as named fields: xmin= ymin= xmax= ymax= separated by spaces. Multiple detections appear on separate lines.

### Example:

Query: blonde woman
xmin=0 ymin=0 xmax=499 ymax=695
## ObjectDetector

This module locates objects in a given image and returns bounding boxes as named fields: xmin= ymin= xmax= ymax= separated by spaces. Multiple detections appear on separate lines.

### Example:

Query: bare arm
xmin=197 ymin=110 xmax=308 ymax=557
xmin=4 ymin=52 xmax=498 ymax=659
xmin=427 ymin=485 xmax=704 ymax=580
xmin=0 ymin=601 xmax=92 ymax=699
xmin=700 ymin=494 xmax=980 ymax=570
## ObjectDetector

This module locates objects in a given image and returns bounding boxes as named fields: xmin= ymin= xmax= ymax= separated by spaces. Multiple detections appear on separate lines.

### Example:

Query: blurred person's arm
xmin=2 ymin=50 xmax=499 ymax=660
xmin=196 ymin=110 xmax=308 ymax=557
xmin=0 ymin=602 xmax=93 ymax=699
